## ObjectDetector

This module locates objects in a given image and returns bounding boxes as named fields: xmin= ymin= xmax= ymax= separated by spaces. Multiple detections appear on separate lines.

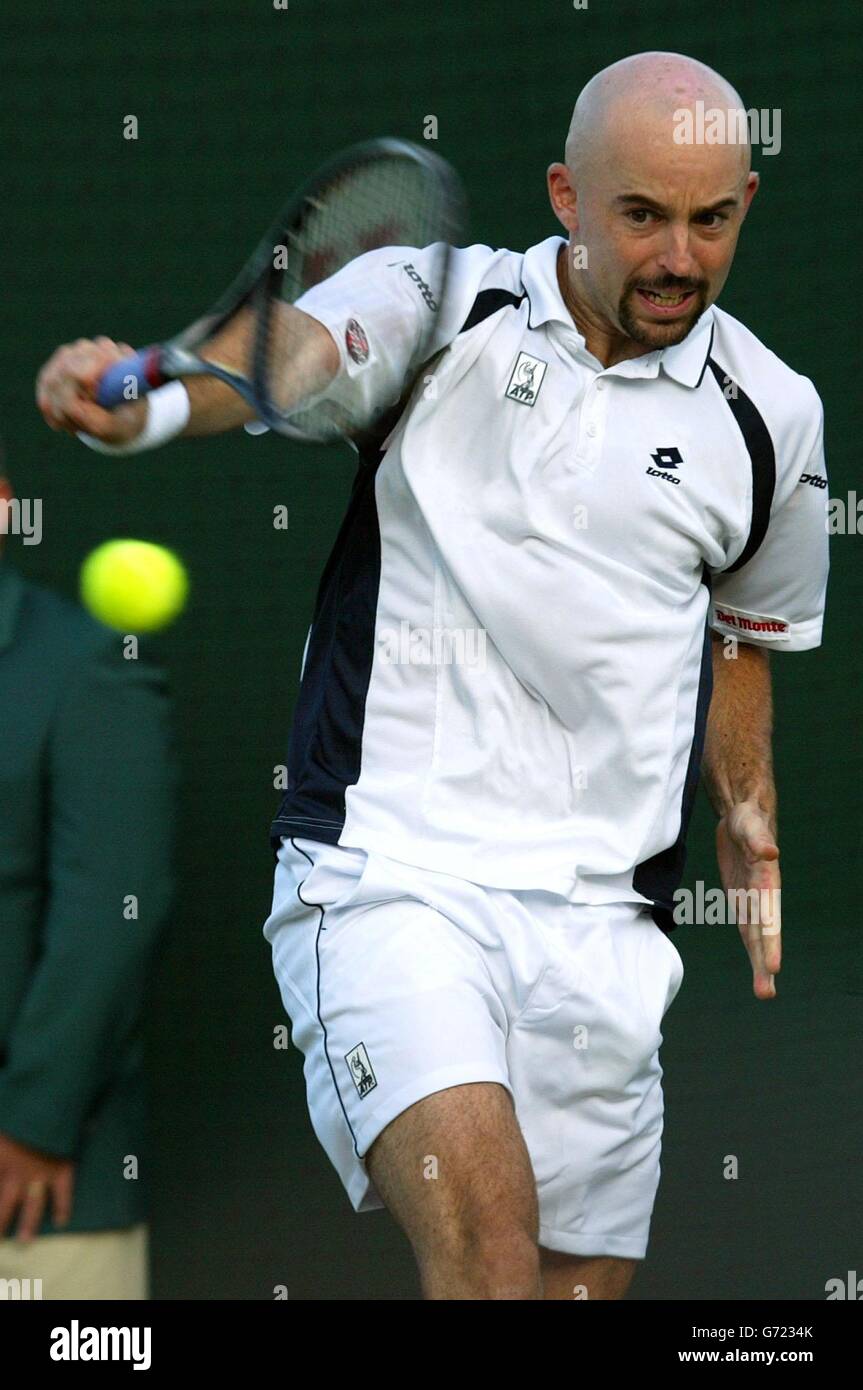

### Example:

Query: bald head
xmin=565 ymin=52 xmax=750 ymax=185
xmin=546 ymin=51 xmax=759 ymax=364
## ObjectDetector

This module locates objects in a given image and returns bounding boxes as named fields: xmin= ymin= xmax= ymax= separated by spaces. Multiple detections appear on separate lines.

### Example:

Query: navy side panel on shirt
xmin=269 ymin=290 xmax=524 ymax=855
xmin=706 ymin=357 xmax=777 ymax=573
xmin=269 ymin=442 xmax=384 ymax=853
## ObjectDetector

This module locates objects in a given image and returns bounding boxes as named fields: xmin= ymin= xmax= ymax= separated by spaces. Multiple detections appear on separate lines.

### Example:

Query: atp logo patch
xmin=505 ymin=351 xmax=547 ymax=406
xmin=345 ymin=1042 xmax=377 ymax=1098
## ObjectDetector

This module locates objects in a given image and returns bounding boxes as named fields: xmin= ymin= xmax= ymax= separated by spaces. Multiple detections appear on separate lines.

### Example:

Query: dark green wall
xmin=2 ymin=0 xmax=859 ymax=1298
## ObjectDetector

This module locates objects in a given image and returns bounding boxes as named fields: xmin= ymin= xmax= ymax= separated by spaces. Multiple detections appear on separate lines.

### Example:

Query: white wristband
xmin=77 ymin=379 xmax=191 ymax=456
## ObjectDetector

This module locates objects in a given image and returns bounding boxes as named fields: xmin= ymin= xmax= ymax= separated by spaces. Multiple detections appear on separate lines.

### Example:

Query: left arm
xmin=701 ymin=633 xmax=781 ymax=1000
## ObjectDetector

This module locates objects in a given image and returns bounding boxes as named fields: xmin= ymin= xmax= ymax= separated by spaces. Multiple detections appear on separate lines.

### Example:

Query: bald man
xmin=37 ymin=52 xmax=829 ymax=1300
xmin=555 ymin=52 xmax=756 ymax=358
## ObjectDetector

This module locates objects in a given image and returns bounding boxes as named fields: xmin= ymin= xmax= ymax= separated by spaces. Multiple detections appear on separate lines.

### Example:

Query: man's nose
xmin=656 ymin=227 xmax=699 ymax=280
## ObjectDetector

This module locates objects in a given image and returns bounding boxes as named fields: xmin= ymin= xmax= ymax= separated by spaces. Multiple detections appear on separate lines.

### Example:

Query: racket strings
xmin=260 ymin=153 xmax=458 ymax=440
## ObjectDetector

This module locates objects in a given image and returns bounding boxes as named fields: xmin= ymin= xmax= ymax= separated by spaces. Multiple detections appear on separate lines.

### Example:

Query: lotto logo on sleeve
xmin=712 ymin=603 xmax=790 ymax=640
xmin=396 ymin=262 xmax=438 ymax=310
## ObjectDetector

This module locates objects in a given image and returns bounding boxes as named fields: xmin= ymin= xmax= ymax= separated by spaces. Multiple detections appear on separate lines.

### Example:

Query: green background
xmin=1 ymin=0 xmax=859 ymax=1299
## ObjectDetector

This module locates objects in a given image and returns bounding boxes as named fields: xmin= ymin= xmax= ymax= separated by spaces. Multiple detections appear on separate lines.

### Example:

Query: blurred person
xmin=0 ymin=455 xmax=176 ymax=1299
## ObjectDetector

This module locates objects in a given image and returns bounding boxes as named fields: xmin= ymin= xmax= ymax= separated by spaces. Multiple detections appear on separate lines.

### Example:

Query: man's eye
xmin=627 ymin=209 xmax=657 ymax=225
xmin=695 ymin=212 xmax=729 ymax=227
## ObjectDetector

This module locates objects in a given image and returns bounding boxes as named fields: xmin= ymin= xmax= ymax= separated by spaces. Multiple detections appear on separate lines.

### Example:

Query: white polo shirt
xmin=270 ymin=234 xmax=829 ymax=926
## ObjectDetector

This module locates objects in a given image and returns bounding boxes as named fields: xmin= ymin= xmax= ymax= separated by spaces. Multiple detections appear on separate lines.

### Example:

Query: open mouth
xmin=635 ymin=287 xmax=697 ymax=316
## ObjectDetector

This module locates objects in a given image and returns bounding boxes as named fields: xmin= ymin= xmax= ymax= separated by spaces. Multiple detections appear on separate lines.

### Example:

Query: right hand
xmin=0 ymin=1131 xmax=75 ymax=1243
xmin=36 ymin=336 xmax=148 ymax=445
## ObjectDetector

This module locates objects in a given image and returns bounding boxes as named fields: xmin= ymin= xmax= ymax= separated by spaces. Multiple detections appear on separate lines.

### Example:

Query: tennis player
xmin=37 ymin=51 xmax=829 ymax=1300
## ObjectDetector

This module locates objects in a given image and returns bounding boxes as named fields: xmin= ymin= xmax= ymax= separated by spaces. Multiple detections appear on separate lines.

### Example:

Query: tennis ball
xmin=80 ymin=539 xmax=189 ymax=633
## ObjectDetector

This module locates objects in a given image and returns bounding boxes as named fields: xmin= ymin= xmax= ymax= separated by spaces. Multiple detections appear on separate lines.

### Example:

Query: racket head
xmin=168 ymin=137 xmax=467 ymax=442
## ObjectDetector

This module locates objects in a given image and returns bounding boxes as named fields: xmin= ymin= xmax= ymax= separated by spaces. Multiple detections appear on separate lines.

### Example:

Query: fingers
xmin=51 ymin=1165 xmax=74 ymax=1229
xmin=754 ymin=962 xmax=777 ymax=1000
xmin=0 ymin=1162 xmax=74 ymax=1240
xmin=740 ymin=921 xmax=773 ymax=999
xmin=57 ymin=397 xmax=125 ymax=437
xmin=722 ymin=809 xmax=782 ymax=998
xmin=0 ymin=1177 xmax=47 ymax=1243
xmin=750 ymin=866 xmax=781 ymax=987
xmin=37 ymin=343 xmax=99 ymax=430
xmin=0 ymin=1177 xmax=20 ymax=1237
xmin=741 ymin=916 xmax=778 ymax=999
xmin=15 ymin=1180 xmax=48 ymax=1245
xmin=36 ymin=337 xmax=131 ymax=434
xmin=759 ymin=884 xmax=782 ymax=976
xmin=735 ymin=864 xmax=781 ymax=997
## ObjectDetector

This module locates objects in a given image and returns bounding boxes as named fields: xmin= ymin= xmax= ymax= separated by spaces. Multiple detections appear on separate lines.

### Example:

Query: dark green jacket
xmin=0 ymin=563 xmax=176 ymax=1234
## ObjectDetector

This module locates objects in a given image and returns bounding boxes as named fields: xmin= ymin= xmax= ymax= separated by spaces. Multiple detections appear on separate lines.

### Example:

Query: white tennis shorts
xmin=263 ymin=835 xmax=684 ymax=1260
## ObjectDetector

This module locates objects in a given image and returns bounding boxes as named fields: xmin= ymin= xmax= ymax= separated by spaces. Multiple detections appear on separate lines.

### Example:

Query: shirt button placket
xmin=578 ymin=376 xmax=607 ymax=467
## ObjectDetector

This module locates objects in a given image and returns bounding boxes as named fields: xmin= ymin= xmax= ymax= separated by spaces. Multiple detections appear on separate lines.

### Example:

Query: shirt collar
xmin=521 ymin=236 xmax=577 ymax=330
xmin=521 ymin=235 xmax=716 ymax=388
xmin=658 ymin=311 xmax=716 ymax=388
xmin=0 ymin=561 xmax=25 ymax=653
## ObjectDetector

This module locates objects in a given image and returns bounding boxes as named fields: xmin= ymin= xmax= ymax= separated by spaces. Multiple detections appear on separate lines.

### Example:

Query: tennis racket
xmin=94 ymin=138 xmax=466 ymax=444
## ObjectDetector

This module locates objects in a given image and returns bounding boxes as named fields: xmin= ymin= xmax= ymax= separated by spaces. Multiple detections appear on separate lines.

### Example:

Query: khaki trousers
xmin=0 ymin=1223 xmax=148 ymax=1299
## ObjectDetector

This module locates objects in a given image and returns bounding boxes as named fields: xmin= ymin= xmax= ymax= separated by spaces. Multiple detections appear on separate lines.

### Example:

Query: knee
xmin=419 ymin=1218 xmax=541 ymax=1299
xmin=590 ymin=1255 xmax=638 ymax=1300
xmin=541 ymin=1248 xmax=638 ymax=1300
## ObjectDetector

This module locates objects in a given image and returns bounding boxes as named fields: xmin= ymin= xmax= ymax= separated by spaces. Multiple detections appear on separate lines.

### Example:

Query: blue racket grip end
xmin=95 ymin=347 xmax=165 ymax=408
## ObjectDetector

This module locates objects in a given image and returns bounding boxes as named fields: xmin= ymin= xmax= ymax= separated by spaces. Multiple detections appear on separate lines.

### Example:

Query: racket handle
xmin=95 ymin=347 xmax=166 ymax=408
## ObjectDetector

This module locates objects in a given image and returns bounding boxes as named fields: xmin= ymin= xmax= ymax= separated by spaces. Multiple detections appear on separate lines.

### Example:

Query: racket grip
xmin=95 ymin=347 xmax=166 ymax=408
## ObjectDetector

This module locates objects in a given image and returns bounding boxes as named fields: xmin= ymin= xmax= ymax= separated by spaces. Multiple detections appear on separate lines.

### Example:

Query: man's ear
xmin=547 ymin=162 xmax=579 ymax=235
xmin=740 ymin=170 xmax=760 ymax=219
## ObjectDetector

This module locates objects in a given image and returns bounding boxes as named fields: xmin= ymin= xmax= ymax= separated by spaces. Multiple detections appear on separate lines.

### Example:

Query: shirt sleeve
xmin=288 ymin=241 xmax=453 ymax=431
xmin=710 ymin=382 xmax=829 ymax=652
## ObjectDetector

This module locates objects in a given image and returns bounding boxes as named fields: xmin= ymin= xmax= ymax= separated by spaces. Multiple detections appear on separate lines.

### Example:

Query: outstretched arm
xmin=35 ymin=304 xmax=340 ymax=446
xmin=701 ymin=632 xmax=781 ymax=1000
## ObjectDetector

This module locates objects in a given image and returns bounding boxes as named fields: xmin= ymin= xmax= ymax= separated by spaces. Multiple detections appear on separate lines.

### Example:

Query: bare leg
xmin=365 ymin=1082 xmax=542 ymax=1300
xmin=540 ymin=1248 xmax=638 ymax=1300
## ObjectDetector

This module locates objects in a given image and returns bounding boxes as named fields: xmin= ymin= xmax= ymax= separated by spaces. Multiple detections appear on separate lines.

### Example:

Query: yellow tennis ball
xmin=80 ymin=539 xmax=189 ymax=633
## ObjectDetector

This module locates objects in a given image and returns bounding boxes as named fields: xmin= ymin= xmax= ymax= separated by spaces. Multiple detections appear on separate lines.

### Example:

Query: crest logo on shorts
xmin=505 ymin=351 xmax=547 ymax=406
xmin=345 ymin=318 xmax=370 ymax=364
xmin=345 ymin=1042 xmax=377 ymax=1098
